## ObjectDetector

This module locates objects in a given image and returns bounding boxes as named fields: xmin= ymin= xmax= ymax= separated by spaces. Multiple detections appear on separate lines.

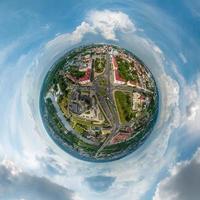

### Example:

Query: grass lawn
xmin=95 ymin=58 xmax=106 ymax=73
xmin=74 ymin=123 xmax=86 ymax=134
xmin=71 ymin=115 xmax=92 ymax=127
xmin=116 ymin=57 xmax=138 ymax=81
xmin=114 ymin=90 xmax=133 ymax=124
xmin=68 ymin=66 xmax=85 ymax=78
xmin=58 ymin=95 xmax=70 ymax=118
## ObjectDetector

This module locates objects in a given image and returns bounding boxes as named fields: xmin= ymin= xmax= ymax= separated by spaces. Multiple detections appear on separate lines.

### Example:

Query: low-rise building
xmin=112 ymin=56 xmax=126 ymax=85
xmin=132 ymin=92 xmax=146 ymax=111
xmin=64 ymin=59 xmax=92 ymax=85
xmin=110 ymin=132 xmax=131 ymax=144
xmin=101 ymin=128 xmax=112 ymax=135
xmin=79 ymin=68 xmax=91 ymax=85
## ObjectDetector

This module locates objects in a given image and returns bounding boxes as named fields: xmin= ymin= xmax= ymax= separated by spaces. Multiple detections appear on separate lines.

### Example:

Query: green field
xmin=68 ymin=66 xmax=85 ymax=78
xmin=94 ymin=58 xmax=106 ymax=73
xmin=71 ymin=115 xmax=93 ymax=126
xmin=74 ymin=123 xmax=86 ymax=134
xmin=114 ymin=91 xmax=133 ymax=124
xmin=58 ymin=94 xmax=70 ymax=118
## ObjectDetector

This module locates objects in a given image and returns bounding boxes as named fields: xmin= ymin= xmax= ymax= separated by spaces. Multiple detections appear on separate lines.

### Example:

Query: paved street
xmin=67 ymin=52 xmax=154 ymax=157
xmin=48 ymin=49 xmax=155 ymax=156
xmin=47 ymin=93 xmax=97 ymax=145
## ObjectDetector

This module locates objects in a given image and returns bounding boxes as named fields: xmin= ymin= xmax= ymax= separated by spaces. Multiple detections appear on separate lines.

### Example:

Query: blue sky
xmin=0 ymin=1 xmax=200 ymax=200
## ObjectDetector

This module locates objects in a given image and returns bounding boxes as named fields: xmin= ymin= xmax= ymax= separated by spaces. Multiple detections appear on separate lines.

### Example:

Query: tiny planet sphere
xmin=40 ymin=44 xmax=159 ymax=162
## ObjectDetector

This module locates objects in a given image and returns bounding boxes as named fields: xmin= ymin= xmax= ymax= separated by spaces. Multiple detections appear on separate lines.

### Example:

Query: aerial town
xmin=41 ymin=44 xmax=158 ymax=161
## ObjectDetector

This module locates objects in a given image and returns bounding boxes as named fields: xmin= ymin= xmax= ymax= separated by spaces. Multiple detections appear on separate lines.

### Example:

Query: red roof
xmin=111 ymin=132 xmax=131 ymax=144
xmin=79 ymin=68 xmax=91 ymax=82
xmin=112 ymin=56 xmax=125 ymax=82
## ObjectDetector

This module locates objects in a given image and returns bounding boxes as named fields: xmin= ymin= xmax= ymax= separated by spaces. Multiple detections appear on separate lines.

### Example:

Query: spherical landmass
xmin=40 ymin=44 xmax=159 ymax=162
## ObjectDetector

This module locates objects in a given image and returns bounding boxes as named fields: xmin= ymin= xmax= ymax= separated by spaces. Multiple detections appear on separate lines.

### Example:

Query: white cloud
xmin=87 ymin=10 xmax=136 ymax=40
xmin=45 ymin=9 xmax=136 ymax=53
xmin=0 ymin=7 xmax=194 ymax=200
xmin=0 ymin=41 xmax=20 ymax=66
xmin=0 ymin=159 xmax=79 ymax=200
xmin=186 ymin=102 xmax=199 ymax=121
xmin=42 ymin=19 xmax=182 ymax=200
xmin=2 ymin=159 xmax=22 ymax=176
xmin=45 ymin=21 xmax=96 ymax=56
xmin=153 ymin=148 xmax=200 ymax=200
xmin=169 ymin=62 xmax=200 ymax=136
xmin=183 ymin=75 xmax=200 ymax=133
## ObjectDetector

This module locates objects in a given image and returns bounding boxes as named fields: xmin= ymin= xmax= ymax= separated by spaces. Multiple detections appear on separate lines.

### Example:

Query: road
xmin=47 ymin=93 xmax=97 ymax=145
xmin=78 ymin=53 xmax=154 ymax=157
xmin=93 ymin=53 xmax=121 ymax=157
xmin=51 ymin=51 xmax=155 ymax=156
xmin=93 ymin=53 xmax=154 ymax=157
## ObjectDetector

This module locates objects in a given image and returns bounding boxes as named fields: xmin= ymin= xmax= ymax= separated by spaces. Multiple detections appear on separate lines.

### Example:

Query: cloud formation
xmin=153 ymin=148 xmax=200 ymax=200
xmin=0 ymin=160 xmax=76 ymax=200
xmin=87 ymin=10 xmax=136 ymax=40
xmin=184 ymin=75 xmax=200 ymax=133
xmin=46 ymin=9 xmax=136 ymax=52
xmin=1 ymin=5 xmax=198 ymax=200
xmin=9 ymin=10 xmax=183 ymax=200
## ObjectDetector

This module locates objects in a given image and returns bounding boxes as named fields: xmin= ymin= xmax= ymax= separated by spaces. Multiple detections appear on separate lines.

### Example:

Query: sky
xmin=0 ymin=0 xmax=200 ymax=200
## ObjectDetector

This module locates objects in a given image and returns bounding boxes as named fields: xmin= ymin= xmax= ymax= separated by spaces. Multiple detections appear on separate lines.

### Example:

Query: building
xmin=101 ymin=128 xmax=112 ymax=135
xmin=78 ymin=67 xmax=91 ymax=85
xmin=132 ymin=92 xmax=146 ymax=111
xmin=78 ymin=58 xmax=92 ymax=85
xmin=64 ymin=59 xmax=92 ymax=85
xmin=110 ymin=132 xmax=131 ymax=144
xmin=112 ymin=56 xmax=126 ymax=85
xmin=69 ymin=102 xmax=82 ymax=115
